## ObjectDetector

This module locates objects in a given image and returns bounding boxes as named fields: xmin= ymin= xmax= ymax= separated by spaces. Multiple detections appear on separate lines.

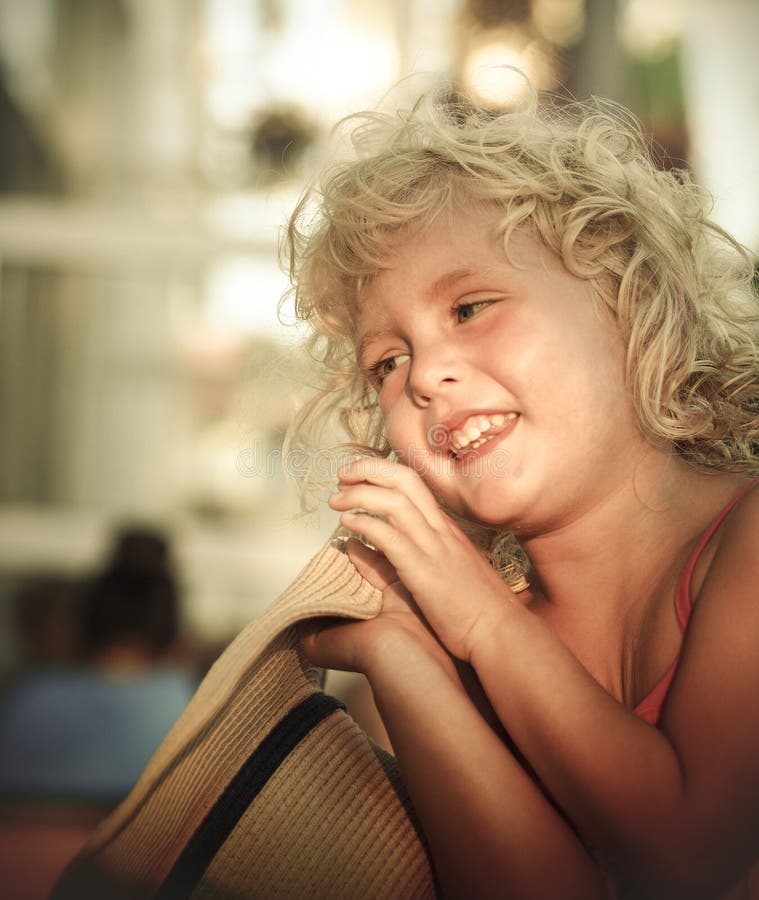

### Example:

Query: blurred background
xmin=0 ymin=0 xmax=757 ymax=893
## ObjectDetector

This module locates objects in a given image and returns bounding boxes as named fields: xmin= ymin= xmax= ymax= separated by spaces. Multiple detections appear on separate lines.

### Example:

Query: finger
xmin=330 ymin=483 xmax=437 ymax=548
xmin=296 ymin=616 xmax=324 ymax=662
xmin=337 ymin=459 xmax=445 ymax=526
xmin=297 ymin=616 xmax=354 ymax=672
xmin=381 ymin=579 xmax=425 ymax=619
xmin=339 ymin=510 xmax=425 ymax=580
xmin=343 ymin=538 xmax=398 ymax=591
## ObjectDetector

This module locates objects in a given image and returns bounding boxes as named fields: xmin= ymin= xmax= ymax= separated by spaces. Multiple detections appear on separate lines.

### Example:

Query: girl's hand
xmin=328 ymin=458 xmax=517 ymax=662
xmin=298 ymin=537 xmax=457 ymax=680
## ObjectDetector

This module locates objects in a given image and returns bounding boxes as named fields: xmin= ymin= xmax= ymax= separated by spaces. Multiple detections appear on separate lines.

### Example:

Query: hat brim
xmin=53 ymin=542 xmax=437 ymax=899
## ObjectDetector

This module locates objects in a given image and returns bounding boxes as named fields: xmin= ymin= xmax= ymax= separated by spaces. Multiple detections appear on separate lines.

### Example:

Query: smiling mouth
xmin=443 ymin=412 xmax=519 ymax=458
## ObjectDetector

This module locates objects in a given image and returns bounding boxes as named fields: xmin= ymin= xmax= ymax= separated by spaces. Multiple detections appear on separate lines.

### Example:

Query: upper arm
xmin=657 ymin=484 xmax=759 ymax=877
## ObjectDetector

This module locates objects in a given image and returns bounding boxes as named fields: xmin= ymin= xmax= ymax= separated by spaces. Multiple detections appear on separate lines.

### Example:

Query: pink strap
xmin=673 ymin=477 xmax=759 ymax=629
xmin=634 ymin=477 xmax=759 ymax=725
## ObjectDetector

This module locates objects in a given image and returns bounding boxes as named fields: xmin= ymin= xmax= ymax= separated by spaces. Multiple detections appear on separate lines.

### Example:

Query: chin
xmin=444 ymin=494 xmax=521 ymax=532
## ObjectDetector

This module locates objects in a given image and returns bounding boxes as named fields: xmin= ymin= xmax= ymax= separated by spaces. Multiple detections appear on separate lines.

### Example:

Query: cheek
xmin=382 ymin=409 xmax=440 ymax=476
xmin=384 ymin=416 xmax=416 ymax=458
xmin=378 ymin=385 xmax=410 ymax=438
xmin=378 ymin=406 xmax=407 ymax=459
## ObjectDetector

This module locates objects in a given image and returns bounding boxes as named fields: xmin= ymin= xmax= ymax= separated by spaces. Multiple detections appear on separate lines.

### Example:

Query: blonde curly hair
xmin=282 ymin=86 xmax=759 ymax=581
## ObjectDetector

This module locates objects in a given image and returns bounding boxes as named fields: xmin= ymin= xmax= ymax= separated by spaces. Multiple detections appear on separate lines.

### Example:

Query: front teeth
xmin=450 ymin=412 xmax=516 ymax=453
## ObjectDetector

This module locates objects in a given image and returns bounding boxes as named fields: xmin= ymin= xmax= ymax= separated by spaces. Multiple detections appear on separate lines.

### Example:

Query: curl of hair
xmin=282 ymin=84 xmax=759 ymax=585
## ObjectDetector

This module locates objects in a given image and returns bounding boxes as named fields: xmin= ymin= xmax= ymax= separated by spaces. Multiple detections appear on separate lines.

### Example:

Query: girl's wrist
xmin=465 ymin=588 xmax=526 ymax=670
xmin=364 ymin=626 xmax=458 ymax=690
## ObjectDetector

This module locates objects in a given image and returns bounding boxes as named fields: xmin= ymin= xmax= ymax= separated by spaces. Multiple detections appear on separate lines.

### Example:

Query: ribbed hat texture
xmin=53 ymin=542 xmax=437 ymax=899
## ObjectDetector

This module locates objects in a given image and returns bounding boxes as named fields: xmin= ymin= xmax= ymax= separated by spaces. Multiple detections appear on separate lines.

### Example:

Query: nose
xmin=407 ymin=343 xmax=462 ymax=406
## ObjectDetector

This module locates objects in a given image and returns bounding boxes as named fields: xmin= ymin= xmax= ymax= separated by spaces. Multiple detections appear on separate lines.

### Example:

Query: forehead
xmin=359 ymin=206 xmax=499 ymax=292
xmin=355 ymin=209 xmax=546 ymax=332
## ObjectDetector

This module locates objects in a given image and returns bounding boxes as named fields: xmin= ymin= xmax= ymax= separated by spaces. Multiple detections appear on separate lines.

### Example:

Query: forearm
xmin=469 ymin=605 xmax=721 ymax=894
xmin=366 ymin=633 xmax=608 ymax=900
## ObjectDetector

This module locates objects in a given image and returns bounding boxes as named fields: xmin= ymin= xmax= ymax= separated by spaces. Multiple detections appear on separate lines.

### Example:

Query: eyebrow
xmin=357 ymin=329 xmax=393 ymax=367
xmin=425 ymin=267 xmax=477 ymax=299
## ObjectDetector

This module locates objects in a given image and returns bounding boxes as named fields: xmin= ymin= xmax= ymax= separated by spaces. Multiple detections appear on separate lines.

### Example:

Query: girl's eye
xmin=454 ymin=300 xmax=492 ymax=323
xmin=368 ymin=353 xmax=410 ymax=387
xmin=380 ymin=357 xmax=398 ymax=377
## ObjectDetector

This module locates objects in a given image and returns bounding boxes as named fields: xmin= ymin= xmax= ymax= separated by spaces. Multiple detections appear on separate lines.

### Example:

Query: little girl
xmin=287 ymin=88 xmax=759 ymax=899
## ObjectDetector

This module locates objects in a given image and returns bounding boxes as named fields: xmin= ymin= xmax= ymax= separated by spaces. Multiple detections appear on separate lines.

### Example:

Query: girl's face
xmin=356 ymin=205 xmax=646 ymax=533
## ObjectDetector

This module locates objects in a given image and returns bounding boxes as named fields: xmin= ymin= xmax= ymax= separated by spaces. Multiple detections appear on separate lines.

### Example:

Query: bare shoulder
xmin=681 ymin=475 xmax=759 ymax=659
xmin=653 ymin=478 xmax=759 ymax=861
xmin=685 ymin=476 xmax=759 ymax=660
xmin=701 ymin=476 xmax=759 ymax=595
xmin=674 ymin=476 xmax=759 ymax=638
xmin=662 ymin=476 xmax=759 ymax=775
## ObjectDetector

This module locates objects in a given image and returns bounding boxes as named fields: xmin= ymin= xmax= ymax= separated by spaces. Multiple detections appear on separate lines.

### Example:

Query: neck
xmin=517 ymin=454 xmax=745 ymax=699
xmin=522 ymin=451 xmax=712 ymax=596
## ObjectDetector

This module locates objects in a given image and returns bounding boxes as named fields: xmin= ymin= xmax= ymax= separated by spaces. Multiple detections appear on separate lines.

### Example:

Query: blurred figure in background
xmin=79 ymin=528 xmax=189 ymax=671
xmin=0 ymin=526 xmax=198 ymax=803
xmin=0 ymin=527 xmax=199 ymax=900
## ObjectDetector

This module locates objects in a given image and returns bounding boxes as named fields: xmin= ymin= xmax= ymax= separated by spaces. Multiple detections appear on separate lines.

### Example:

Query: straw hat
xmin=53 ymin=541 xmax=437 ymax=899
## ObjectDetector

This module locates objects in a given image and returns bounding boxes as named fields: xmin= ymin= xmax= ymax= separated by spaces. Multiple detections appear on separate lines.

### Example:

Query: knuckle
xmin=397 ymin=463 xmax=418 ymax=483
xmin=383 ymin=526 xmax=402 ymax=551
xmin=388 ymin=491 xmax=410 ymax=514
